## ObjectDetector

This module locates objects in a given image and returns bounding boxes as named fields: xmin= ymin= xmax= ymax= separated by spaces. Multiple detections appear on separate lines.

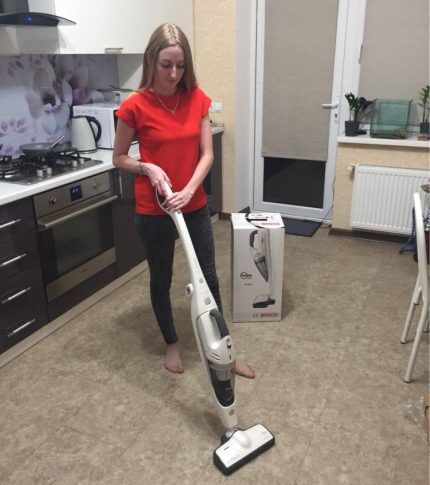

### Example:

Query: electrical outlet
xmin=210 ymin=102 xmax=222 ymax=113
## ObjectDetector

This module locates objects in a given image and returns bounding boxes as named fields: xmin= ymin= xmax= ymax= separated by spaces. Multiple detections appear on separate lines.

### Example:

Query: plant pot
xmin=420 ymin=122 xmax=429 ymax=135
xmin=345 ymin=120 xmax=359 ymax=137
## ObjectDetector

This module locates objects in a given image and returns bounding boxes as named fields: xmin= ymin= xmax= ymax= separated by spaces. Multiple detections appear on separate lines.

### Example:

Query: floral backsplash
xmin=0 ymin=54 xmax=119 ymax=157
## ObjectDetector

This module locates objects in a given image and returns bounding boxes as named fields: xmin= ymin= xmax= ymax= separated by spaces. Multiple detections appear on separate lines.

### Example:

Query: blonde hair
xmin=138 ymin=24 xmax=197 ymax=92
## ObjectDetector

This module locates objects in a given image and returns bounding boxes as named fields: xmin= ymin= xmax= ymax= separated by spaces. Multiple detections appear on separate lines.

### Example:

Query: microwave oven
xmin=72 ymin=103 xmax=137 ymax=149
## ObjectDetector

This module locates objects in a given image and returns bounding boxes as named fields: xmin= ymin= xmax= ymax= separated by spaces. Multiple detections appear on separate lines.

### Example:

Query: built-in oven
xmin=33 ymin=172 xmax=118 ymax=319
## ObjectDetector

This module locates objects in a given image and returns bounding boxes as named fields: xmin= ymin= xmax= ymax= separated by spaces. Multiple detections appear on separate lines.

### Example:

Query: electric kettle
xmin=70 ymin=116 xmax=102 ymax=153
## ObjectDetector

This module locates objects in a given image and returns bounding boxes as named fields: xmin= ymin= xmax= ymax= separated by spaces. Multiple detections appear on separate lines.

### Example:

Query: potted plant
xmin=418 ymin=85 xmax=429 ymax=135
xmin=344 ymin=93 xmax=369 ymax=136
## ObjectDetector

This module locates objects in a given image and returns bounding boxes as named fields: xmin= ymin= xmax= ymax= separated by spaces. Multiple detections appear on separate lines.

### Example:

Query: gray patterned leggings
xmin=135 ymin=205 xmax=222 ymax=345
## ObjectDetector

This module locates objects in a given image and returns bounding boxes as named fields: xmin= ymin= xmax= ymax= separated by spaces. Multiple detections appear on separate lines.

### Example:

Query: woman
xmin=113 ymin=23 xmax=254 ymax=378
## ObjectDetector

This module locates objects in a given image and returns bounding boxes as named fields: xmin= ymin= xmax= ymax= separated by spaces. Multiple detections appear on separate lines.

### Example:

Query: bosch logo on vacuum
xmin=240 ymin=272 xmax=252 ymax=280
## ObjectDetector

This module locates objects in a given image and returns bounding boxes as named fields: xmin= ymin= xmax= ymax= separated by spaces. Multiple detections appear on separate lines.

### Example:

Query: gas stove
xmin=0 ymin=151 xmax=103 ymax=185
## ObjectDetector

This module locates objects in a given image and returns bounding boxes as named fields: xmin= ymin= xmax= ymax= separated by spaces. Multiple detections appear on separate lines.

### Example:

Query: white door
xmin=253 ymin=0 xmax=363 ymax=221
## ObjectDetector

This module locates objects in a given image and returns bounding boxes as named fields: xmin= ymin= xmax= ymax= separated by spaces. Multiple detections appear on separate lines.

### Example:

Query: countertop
xmin=0 ymin=145 xmax=138 ymax=206
xmin=0 ymin=126 xmax=225 ymax=206
xmin=337 ymin=134 xmax=430 ymax=148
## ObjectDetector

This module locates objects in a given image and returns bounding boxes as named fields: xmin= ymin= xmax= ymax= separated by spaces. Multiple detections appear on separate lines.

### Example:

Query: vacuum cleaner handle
xmin=210 ymin=309 xmax=230 ymax=339
xmin=156 ymin=180 xmax=176 ymax=214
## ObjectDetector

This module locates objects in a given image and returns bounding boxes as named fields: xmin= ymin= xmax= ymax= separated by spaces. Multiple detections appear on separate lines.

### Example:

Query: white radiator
xmin=350 ymin=165 xmax=429 ymax=235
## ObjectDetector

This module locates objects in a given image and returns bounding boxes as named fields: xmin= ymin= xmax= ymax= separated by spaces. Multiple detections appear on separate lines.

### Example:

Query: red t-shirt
xmin=116 ymin=86 xmax=211 ymax=215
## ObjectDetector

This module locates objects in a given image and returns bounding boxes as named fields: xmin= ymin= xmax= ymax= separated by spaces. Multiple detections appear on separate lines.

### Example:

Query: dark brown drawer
xmin=0 ymin=268 xmax=46 ymax=321
xmin=0 ymin=304 xmax=47 ymax=353
xmin=0 ymin=234 xmax=40 ymax=281
xmin=0 ymin=198 xmax=36 ymax=244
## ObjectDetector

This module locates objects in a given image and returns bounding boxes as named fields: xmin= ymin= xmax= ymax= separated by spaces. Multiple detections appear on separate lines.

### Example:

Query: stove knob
xmin=48 ymin=196 xmax=57 ymax=207
xmin=92 ymin=181 xmax=99 ymax=190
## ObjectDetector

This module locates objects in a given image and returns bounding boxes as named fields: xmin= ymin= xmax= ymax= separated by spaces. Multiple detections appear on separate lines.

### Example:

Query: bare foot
xmin=235 ymin=360 xmax=255 ymax=379
xmin=164 ymin=343 xmax=184 ymax=373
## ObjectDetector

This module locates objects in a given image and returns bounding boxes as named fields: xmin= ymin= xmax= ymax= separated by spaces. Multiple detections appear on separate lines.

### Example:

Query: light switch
xmin=210 ymin=102 xmax=222 ymax=113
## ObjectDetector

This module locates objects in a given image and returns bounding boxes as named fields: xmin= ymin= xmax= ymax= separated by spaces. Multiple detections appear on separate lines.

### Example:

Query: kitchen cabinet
xmin=0 ymin=0 xmax=193 ymax=55
xmin=204 ymin=131 xmax=223 ymax=214
xmin=55 ymin=0 xmax=194 ymax=54
xmin=112 ymin=169 xmax=146 ymax=276
xmin=0 ymin=198 xmax=48 ymax=353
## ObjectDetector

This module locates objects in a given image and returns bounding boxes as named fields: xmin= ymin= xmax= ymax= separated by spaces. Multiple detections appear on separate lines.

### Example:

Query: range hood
xmin=0 ymin=0 xmax=75 ymax=26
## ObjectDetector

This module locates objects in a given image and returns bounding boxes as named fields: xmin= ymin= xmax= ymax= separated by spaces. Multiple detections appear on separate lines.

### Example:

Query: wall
xmin=0 ymin=54 xmax=118 ymax=156
xmin=332 ymin=143 xmax=429 ymax=230
xmin=193 ymin=0 xmax=236 ymax=212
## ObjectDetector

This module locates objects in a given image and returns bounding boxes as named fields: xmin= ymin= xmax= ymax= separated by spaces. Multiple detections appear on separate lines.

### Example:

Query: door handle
xmin=321 ymin=103 xmax=339 ymax=109
xmin=37 ymin=195 xmax=118 ymax=230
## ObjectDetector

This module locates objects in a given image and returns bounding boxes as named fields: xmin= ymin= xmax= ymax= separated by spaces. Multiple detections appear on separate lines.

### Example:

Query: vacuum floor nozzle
xmin=213 ymin=424 xmax=275 ymax=475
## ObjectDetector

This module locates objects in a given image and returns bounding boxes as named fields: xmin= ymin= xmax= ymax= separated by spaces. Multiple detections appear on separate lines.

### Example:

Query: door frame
xmin=252 ymin=0 xmax=367 ymax=221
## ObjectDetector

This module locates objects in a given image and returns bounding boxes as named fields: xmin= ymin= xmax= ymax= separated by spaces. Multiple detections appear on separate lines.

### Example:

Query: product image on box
xmin=249 ymin=220 xmax=276 ymax=308
xmin=231 ymin=213 xmax=284 ymax=322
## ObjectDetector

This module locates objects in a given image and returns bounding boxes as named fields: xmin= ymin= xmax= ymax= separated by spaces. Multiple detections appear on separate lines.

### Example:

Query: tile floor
xmin=0 ymin=221 xmax=428 ymax=484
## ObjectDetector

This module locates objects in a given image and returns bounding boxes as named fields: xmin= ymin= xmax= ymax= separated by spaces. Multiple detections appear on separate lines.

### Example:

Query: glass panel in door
xmin=39 ymin=205 xmax=114 ymax=284
xmin=254 ymin=0 xmax=347 ymax=221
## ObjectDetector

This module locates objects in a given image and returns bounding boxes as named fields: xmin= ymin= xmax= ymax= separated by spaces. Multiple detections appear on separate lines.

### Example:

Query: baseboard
xmin=329 ymin=228 xmax=409 ymax=244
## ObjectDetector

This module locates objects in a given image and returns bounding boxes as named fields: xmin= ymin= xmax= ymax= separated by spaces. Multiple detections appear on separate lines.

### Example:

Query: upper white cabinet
xmin=55 ymin=0 xmax=194 ymax=54
xmin=0 ymin=0 xmax=193 ymax=55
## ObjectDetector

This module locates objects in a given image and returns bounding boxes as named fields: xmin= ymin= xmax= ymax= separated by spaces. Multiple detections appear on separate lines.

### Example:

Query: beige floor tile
xmin=102 ymin=403 xmax=218 ymax=483
xmin=5 ymin=427 xmax=121 ymax=485
xmin=0 ymin=368 xmax=105 ymax=475
xmin=297 ymin=422 xmax=401 ymax=485
xmin=1 ymin=221 xmax=428 ymax=484
xmin=239 ymin=336 xmax=349 ymax=435
xmin=64 ymin=369 xmax=177 ymax=449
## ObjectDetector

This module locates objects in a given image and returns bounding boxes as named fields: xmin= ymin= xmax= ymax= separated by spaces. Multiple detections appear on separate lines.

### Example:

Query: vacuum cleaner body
xmin=157 ymin=185 xmax=274 ymax=475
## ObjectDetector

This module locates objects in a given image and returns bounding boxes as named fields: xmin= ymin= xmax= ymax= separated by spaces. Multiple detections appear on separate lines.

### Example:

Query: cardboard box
xmin=231 ymin=212 xmax=284 ymax=322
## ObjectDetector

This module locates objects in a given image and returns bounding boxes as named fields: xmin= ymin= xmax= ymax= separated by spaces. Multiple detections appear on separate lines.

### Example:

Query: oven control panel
xmin=33 ymin=172 xmax=112 ymax=217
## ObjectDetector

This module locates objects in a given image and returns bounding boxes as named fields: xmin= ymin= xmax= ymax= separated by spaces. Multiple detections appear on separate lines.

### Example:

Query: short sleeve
xmin=116 ymin=93 xmax=138 ymax=129
xmin=199 ymin=89 xmax=212 ymax=118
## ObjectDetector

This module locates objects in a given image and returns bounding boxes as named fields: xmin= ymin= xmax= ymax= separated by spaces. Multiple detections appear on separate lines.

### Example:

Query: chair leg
xmin=400 ymin=277 xmax=421 ymax=344
xmin=404 ymin=305 xmax=429 ymax=383
xmin=424 ymin=316 xmax=429 ymax=333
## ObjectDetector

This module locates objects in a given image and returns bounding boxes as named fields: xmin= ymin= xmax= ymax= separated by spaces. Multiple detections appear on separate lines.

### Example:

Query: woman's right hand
xmin=142 ymin=163 xmax=171 ymax=195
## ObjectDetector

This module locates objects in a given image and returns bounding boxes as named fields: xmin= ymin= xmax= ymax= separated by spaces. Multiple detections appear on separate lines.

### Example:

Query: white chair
xmin=401 ymin=193 xmax=429 ymax=383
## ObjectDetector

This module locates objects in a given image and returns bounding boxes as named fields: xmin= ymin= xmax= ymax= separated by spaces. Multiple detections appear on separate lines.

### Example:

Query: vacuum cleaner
xmin=157 ymin=184 xmax=275 ymax=475
xmin=247 ymin=215 xmax=276 ymax=309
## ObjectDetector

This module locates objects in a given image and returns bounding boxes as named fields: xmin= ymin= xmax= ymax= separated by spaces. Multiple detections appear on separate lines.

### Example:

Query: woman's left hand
xmin=165 ymin=188 xmax=194 ymax=211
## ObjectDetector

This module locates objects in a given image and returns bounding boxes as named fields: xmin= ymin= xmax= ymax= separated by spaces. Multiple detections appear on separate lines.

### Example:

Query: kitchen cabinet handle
xmin=0 ymin=253 xmax=27 ymax=268
xmin=321 ymin=103 xmax=339 ymax=109
xmin=117 ymin=171 xmax=124 ymax=199
xmin=7 ymin=318 xmax=36 ymax=338
xmin=105 ymin=47 xmax=123 ymax=53
xmin=0 ymin=219 xmax=21 ymax=231
xmin=38 ymin=195 xmax=118 ymax=230
xmin=1 ymin=286 xmax=31 ymax=305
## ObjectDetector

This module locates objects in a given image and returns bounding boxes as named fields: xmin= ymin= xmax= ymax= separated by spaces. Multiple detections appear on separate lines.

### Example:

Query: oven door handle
xmin=37 ymin=195 xmax=118 ymax=230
